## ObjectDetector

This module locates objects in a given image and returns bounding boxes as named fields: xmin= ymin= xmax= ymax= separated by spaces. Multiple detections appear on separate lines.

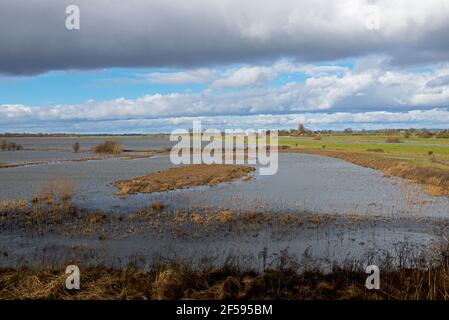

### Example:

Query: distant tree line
xmin=278 ymin=124 xmax=449 ymax=138
xmin=0 ymin=133 xmax=80 ymax=138
xmin=0 ymin=133 xmax=169 ymax=138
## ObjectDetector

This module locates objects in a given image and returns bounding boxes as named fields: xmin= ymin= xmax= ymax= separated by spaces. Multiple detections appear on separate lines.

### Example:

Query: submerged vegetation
xmin=1 ymin=155 xmax=449 ymax=300
xmin=0 ymin=140 xmax=23 ymax=151
xmin=2 ymin=189 xmax=449 ymax=300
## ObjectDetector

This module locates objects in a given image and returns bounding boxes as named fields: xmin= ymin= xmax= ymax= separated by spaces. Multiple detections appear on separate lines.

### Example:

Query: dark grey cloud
xmin=2 ymin=0 xmax=449 ymax=75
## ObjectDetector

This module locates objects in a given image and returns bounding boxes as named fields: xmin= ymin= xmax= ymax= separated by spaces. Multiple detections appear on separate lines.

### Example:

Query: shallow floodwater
xmin=1 ymin=137 xmax=449 ymax=268
xmin=1 ymin=152 xmax=448 ymax=217
xmin=0 ymin=150 xmax=97 ymax=165
xmin=0 ymin=217 xmax=438 ymax=269
xmin=0 ymin=137 xmax=171 ymax=166
xmin=1 ymin=137 xmax=171 ymax=151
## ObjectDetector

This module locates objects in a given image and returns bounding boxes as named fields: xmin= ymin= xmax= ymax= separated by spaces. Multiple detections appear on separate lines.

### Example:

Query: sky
xmin=2 ymin=0 xmax=449 ymax=133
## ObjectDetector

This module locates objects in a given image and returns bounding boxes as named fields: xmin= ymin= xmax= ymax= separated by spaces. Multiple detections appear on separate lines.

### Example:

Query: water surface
xmin=1 ymin=137 xmax=449 ymax=268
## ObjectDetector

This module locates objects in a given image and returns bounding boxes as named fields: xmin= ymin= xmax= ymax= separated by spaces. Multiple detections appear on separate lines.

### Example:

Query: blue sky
xmin=0 ymin=68 xmax=207 ymax=106
xmin=0 ymin=60 xmax=332 ymax=106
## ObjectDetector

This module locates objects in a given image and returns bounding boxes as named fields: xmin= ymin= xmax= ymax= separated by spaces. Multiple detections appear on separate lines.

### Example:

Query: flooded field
xmin=1 ymin=137 xmax=449 ymax=269
xmin=1 ymin=149 xmax=448 ymax=216
xmin=0 ymin=137 xmax=171 ymax=151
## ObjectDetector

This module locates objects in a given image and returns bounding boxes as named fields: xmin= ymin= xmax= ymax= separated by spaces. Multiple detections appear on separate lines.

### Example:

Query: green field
xmin=280 ymin=134 xmax=449 ymax=144
xmin=279 ymin=135 xmax=449 ymax=166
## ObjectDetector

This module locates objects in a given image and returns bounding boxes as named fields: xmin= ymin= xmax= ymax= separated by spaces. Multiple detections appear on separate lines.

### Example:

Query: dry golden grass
xmin=114 ymin=164 xmax=255 ymax=195
xmin=93 ymin=140 xmax=122 ymax=155
xmin=37 ymin=178 xmax=74 ymax=204
xmin=3 ymin=254 xmax=449 ymax=300
xmin=0 ymin=194 xmax=114 ymax=235
xmin=1 ymin=191 xmax=332 ymax=240
xmin=385 ymin=136 xmax=402 ymax=143
xmin=215 ymin=209 xmax=233 ymax=224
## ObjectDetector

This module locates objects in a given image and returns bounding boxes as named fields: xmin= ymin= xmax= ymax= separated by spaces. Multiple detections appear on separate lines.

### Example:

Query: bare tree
xmin=298 ymin=123 xmax=306 ymax=135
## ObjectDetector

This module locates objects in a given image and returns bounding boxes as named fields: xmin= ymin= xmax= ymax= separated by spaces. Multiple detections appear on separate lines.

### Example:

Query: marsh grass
xmin=3 ymin=194 xmax=449 ymax=299
xmin=0 ymin=192 xmax=378 ymax=241
xmin=385 ymin=136 xmax=402 ymax=143
xmin=0 ymin=140 xmax=23 ymax=151
xmin=93 ymin=140 xmax=122 ymax=155
xmin=385 ymin=162 xmax=449 ymax=196
xmin=0 ymin=199 xmax=77 ymax=230
xmin=114 ymin=164 xmax=255 ymax=195
xmin=37 ymin=178 xmax=74 ymax=204
xmin=0 ymin=182 xmax=110 ymax=235
xmin=3 ymin=240 xmax=449 ymax=299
